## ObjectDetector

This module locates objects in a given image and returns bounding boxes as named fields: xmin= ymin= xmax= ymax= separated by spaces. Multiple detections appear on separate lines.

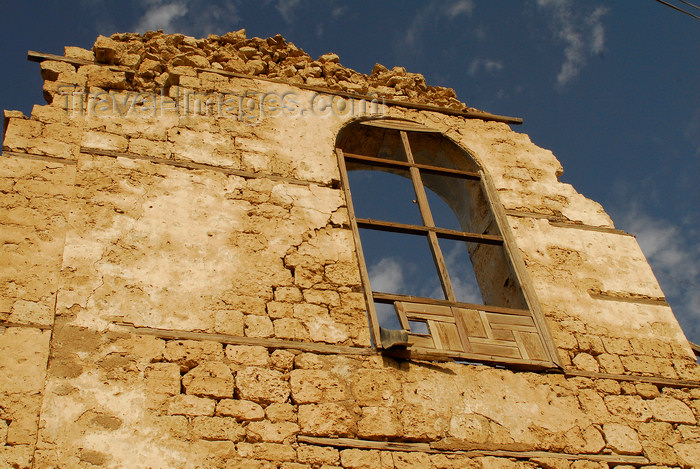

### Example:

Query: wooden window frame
xmin=336 ymin=120 xmax=561 ymax=369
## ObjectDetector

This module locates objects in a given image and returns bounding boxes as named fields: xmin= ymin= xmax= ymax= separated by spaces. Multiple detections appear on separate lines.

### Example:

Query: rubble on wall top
xmin=84 ymin=28 xmax=471 ymax=110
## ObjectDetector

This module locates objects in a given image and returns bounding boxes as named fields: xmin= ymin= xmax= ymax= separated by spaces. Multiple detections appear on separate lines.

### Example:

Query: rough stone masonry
xmin=1 ymin=28 xmax=700 ymax=468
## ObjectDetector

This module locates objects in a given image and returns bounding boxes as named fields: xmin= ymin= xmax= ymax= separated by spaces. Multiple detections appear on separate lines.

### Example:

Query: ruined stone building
xmin=2 ymin=29 xmax=700 ymax=468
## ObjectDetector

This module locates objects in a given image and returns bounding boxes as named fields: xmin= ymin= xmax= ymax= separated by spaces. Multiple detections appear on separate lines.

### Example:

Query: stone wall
xmin=1 ymin=30 xmax=699 ymax=468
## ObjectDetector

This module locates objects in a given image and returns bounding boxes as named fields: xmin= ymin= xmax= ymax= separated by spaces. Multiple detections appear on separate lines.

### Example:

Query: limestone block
xmin=4 ymin=117 xmax=42 ymax=142
xmin=678 ymin=424 xmax=700 ymax=440
xmin=226 ymin=345 xmax=270 ymax=366
xmin=177 ymin=75 xmax=202 ymax=90
xmin=675 ymin=442 xmax=700 ymax=469
xmin=192 ymin=416 xmax=245 ymax=442
xmin=393 ymin=451 xmax=434 ymax=469
xmin=307 ymin=317 xmax=349 ymax=344
xmin=245 ymin=315 xmax=275 ymax=338
xmin=642 ymin=441 xmax=678 ymax=466
xmin=65 ymin=46 xmax=94 ymax=61
xmin=572 ymin=353 xmax=599 ymax=372
xmin=128 ymin=138 xmax=172 ymax=159
xmin=30 ymin=104 xmax=68 ymax=123
xmin=43 ymin=122 xmax=82 ymax=145
xmin=144 ymin=362 xmax=181 ymax=395
xmin=358 ymin=406 xmax=401 ymax=439
xmin=604 ymin=395 xmax=652 ymax=422
xmin=298 ymin=403 xmax=355 ymax=437
xmin=7 ymin=411 xmax=40 ymax=445
xmin=581 ymin=425 xmax=606 ymax=454
xmin=350 ymin=369 xmax=401 ymax=406
xmin=214 ymin=310 xmax=245 ymax=336
xmin=594 ymin=378 xmax=621 ymax=395
xmin=400 ymin=406 xmax=444 ymax=441
xmin=620 ymin=355 xmax=659 ymax=375
xmin=448 ymin=413 xmax=491 ymax=443
xmin=165 ymin=340 xmax=225 ymax=372
xmin=636 ymin=421 xmax=676 ymax=444
xmin=294 ymin=353 xmax=325 ymax=370
xmin=166 ymin=394 xmax=215 ymax=416
xmin=157 ymin=415 xmax=188 ymax=438
xmin=235 ymin=442 xmax=297 ymax=462
xmin=0 ymin=445 xmax=33 ymax=469
xmin=110 ymin=334 xmax=165 ymax=363
xmin=274 ymin=318 xmax=310 ymax=341
xmin=236 ymin=367 xmax=289 ymax=404
xmin=226 ymin=459 xmax=277 ymax=469
xmin=602 ymin=337 xmax=634 ymax=355
xmin=324 ymin=262 xmax=361 ymax=286
xmin=103 ymin=116 xmax=176 ymax=141
xmin=246 ymin=420 xmax=299 ymax=443
xmin=294 ymin=266 xmax=324 ymax=289
xmin=303 ymin=289 xmax=341 ymax=307
xmin=0 ymin=328 xmax=51 ymax=394
xmin=40 ymin=61 xmax=75 ymax=81
xmin=274 ymin=286 xmax=303 ymax=303
xmin=191 ymin=440 xmax=238 ymax=466
xmin=93 ymin=35 xmax=122 ymax=64
xmin=0 ymin=419 xmax=6 ymax=445
xmin=278 ymin=463 xmax=311 ymax=469
xmin=168 ymin=127 xmax=237 ymax=168
xmin=602 ymin=423 xmax=642 ymax=455
xmin=182 ymin=362 xmax=234 ymax=399
xmin=3 ymin=127 xmax=76 ymax=158
xmin=430 ymin=453 xmax=481 ymax=469
xmin=297 ymin=445 xmax=339 ymax=465
xmin=216 ymin=399 xmax=265 ymax=421
xmin=339 ymin=449 xmax=382 ymax=469
xmin=635 ymin=383 xmax=660 ymax=399
xmin=87 ymin=67 xmax=127 ymax=89
xmin=649 ymin=397 xmax=697 ymax=424
xmin=270 ymin=349 xmax=295 ymax=372
xmin=265 ymin=403 xmax=296 ymax=423
xmin=293 ymin=303 xmax=328 ymax=322
xmin=569 ymin=462 xmax=607 ymax=469
xmin=220 ymin=295 xmax=267 ymax=316
xmin=81 ymin=130 xmax=128 ymax=151
xmin=596 ymin=354 xmax=625 ymax=374
xmin=290 ymin=369 xmax=347 ymax=404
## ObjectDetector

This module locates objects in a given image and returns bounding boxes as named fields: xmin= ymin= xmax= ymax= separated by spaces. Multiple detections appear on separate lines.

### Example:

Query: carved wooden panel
xmin=394 ymin=301 xmax=548 ymax=362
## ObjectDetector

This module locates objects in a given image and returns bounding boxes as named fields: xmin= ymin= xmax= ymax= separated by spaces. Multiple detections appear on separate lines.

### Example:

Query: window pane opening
xmin=437 ymin=238 xmax=484 ymax=305
xmin=347 ymin=167 xmax=422 ymax=226
xmin=406 ymin=132 xmax=479 ymax=173
xmin=409 ymin=320 xmax=430 ymax=335
xmin=375 ymin=302 xmax=402 ymax=330
xmin=360 ymin=228 xmax=445 ymax=300
xmin=422 ymin=171 xmax=498 ymax=236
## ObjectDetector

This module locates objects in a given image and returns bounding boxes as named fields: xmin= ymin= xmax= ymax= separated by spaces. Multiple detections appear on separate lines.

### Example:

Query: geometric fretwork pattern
xmin=395 ymin=301 xmax=548 ymax=361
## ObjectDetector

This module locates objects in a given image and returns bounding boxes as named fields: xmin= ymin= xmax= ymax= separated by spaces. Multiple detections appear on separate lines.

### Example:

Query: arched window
xmin=336 ymin=119 xmax=559 ymax=368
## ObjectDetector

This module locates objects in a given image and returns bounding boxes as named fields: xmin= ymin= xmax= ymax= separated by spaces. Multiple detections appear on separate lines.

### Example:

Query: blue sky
xmin=1 ymin=1 xmax=698 ymax=343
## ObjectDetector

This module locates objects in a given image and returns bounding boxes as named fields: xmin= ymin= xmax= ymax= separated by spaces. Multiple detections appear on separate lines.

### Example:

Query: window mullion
xmin=400 ymin=131 xmax=457 ymax=303
xmin=335 ymin=148 xmax=383 ymax=348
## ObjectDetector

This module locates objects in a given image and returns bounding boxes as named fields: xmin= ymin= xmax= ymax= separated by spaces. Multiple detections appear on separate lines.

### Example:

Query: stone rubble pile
xmin=59 ymin=29 xmax=468 ymax=109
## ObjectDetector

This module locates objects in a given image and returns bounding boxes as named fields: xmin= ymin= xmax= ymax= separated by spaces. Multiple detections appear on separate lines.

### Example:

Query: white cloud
xmin=132 ymin=0 xmax=240 ymax=37
xmin=134 ymin=1 xmax=188 ymax=33
xmin=446 ymin=0 xmax=475 ymax=19
xmin=404 ymin=0 xmax=475 ymax=49
xmin=331 ymin=6 xmax=348 ymax=19
xmin=536 ymin=0 xmax=609 ymax=87
xmin=468 ymin=58 xmax=504 ymax=76
xmin=617 ymin=208 xmax=700 ymax=343
xmin=275 ymin=0 xmax=302 ymax=24
xmin=368 ymin=258 xmax=406 ymax=294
